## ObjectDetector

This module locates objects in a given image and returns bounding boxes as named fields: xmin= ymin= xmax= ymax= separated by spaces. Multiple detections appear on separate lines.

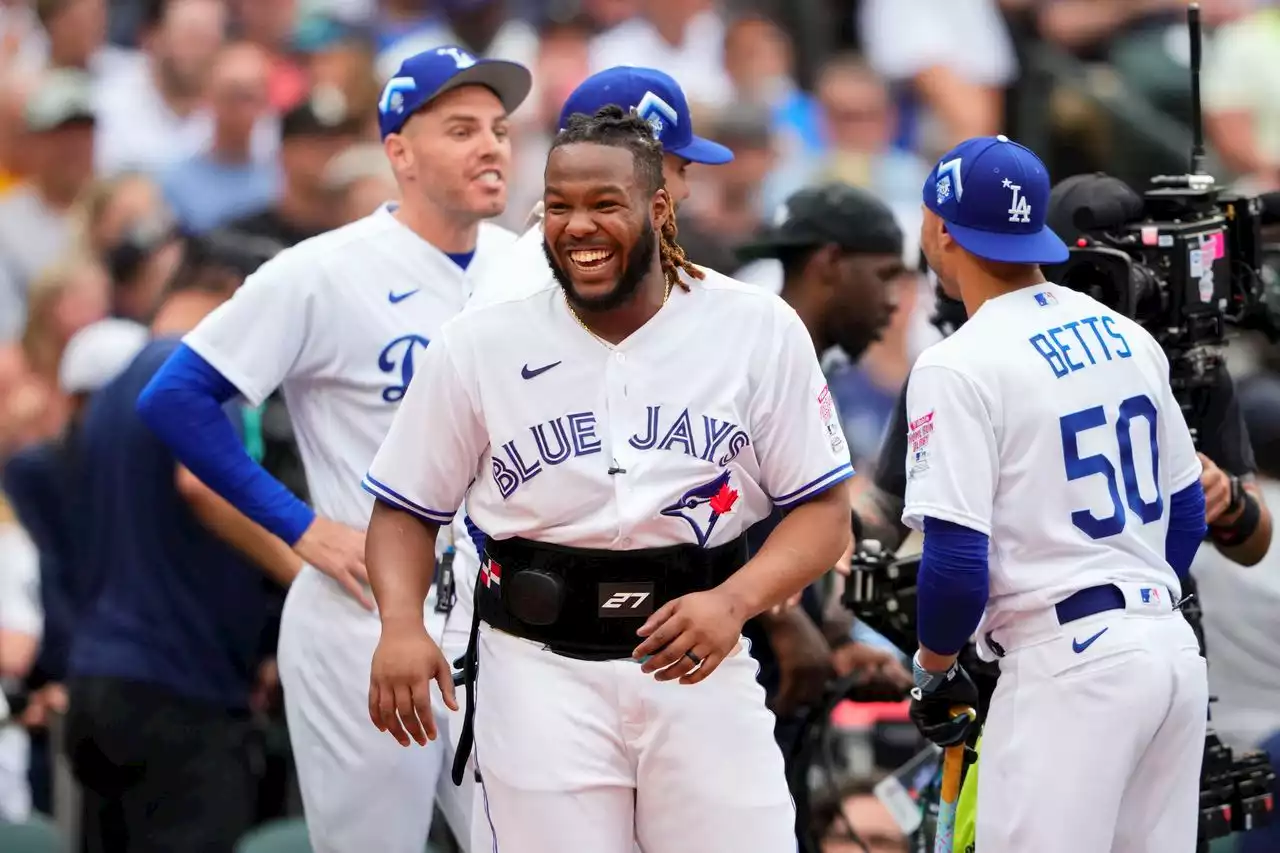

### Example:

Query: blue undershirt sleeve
xmin=1166 ymin=480 xmax=1207 ymax=579
xmin=136 ymin=343 xmax=315 ymax=544
xmin=917 ymin=517 xmax=990 ymax=656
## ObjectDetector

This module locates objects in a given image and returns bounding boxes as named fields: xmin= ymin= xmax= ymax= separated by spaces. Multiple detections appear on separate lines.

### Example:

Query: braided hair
xmin=552 ymin=105 xmax=705 ymax=292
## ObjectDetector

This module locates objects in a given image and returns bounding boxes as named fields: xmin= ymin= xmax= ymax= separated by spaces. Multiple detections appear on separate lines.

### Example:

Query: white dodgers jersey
xmin=184 ymin=205 xmax=517 ymax=536
xmin=366 ymin=269 xmax=853 ymax=551
xmin=901 ymin=282 xmax=1201 ymax=636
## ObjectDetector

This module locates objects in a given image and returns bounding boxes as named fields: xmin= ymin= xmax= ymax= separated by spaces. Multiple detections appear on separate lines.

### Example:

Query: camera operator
xmin=734 ymin=182 xmax=913 ymax=822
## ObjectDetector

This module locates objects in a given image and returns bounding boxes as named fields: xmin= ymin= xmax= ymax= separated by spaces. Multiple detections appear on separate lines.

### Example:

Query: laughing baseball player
xmin=362 ymin=105 xmax=853 ymax=853
xmin=137 ymin=47 xmax=530 ymax=853
xmin=903 ymin=135 xmax=1209 ymax=853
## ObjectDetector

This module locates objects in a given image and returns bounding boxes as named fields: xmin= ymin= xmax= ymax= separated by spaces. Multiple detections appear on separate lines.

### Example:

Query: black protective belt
xmin=449 ymin=533 xmax=747 ymax=785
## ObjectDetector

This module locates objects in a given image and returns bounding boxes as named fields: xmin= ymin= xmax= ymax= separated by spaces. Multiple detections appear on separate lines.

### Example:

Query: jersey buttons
xmin=614 ymin=352 xmax=626 ymax=363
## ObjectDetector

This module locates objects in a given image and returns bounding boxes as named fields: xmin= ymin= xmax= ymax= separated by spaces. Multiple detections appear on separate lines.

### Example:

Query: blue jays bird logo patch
xmin=661 ymin=470 xmax=740 ymax=547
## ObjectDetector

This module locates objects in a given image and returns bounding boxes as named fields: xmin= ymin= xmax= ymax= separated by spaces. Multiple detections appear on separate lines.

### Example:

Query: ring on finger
xmin=684 ymin=650 xmax=702 ymax=666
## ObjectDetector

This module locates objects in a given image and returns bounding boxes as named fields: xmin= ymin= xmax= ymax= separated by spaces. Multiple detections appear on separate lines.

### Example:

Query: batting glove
xmin=909 ymin=652 xmax=979 ymax=747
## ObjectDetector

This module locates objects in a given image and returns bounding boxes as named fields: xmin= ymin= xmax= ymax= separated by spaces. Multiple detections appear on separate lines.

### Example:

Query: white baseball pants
xmin=977 ymin=603 xmax=1207 ymax=853
xmin=469 ymin=624 xmax=795 ymax=853
xmin=277 ymin=565 xmax=478 ymax=853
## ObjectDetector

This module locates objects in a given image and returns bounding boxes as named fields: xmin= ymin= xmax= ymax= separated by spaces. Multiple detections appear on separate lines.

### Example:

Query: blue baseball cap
xmin=378 ymin=45 xmax=532 ymax=139
xmin=923 ymin=134 xmax=1069 ymax=265
xmin=558 ymin=67 xmax=734 ymax=165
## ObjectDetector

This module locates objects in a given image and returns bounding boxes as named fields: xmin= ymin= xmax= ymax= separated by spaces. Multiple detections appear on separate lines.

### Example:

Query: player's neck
xmin=394 ymin=197 xmax=480 ymax=254
xmin=961 ymin=266 xmax=1047 ymax=317
xmin=573 ymin=272 xmax=669 ymax=345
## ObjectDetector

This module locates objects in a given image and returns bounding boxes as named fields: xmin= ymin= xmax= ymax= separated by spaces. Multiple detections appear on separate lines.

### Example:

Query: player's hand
xmin=19 ymin=683 xmax=68 ymax=730
xmin=633 ymin=588 xmax=748 ymax=685
xmin=908 ymin=657 xmax=980 ymax=747
xmin=294 ymin=516 xmax=373 ymax=609
xmin=368 ymin=622 xmax=458 ymax=747
xmin=1198 ymin=453 xmax=1235 ymax=525
xmin=765 ymin=607 xmax=834 ymax=717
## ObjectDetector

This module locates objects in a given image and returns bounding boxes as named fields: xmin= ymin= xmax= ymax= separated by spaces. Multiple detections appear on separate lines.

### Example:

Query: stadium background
xmin=3 ymin=0 xmax=1280 ymax=851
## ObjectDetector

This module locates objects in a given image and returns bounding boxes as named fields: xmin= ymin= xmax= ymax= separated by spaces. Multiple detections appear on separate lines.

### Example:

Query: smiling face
xmin=385 ymin=84 xmax=512 ymax=222
xmin=542 ymin=142 xmax=669 ymax=312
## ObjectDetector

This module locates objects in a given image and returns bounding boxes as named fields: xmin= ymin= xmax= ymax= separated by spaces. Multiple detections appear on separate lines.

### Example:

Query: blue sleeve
xmin=917 ymin=517 xmax=990 ymax=656
xmin=136 ymin=343 xmax=315 ymax=544
xmin=1166 ymin=481 xmax=1207 ymax=579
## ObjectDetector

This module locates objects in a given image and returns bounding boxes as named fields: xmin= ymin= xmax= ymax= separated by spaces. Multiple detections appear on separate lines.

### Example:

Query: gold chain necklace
xmin=564 ymin=278 xmax=675 ymax=347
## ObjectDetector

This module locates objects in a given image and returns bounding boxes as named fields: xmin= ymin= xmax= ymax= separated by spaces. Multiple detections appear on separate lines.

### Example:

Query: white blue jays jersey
xmin=366 ymin=269 xmax=853 ymax=550
xmin=901 ymin=282 xmax=1201 ymax=639
xmin=184 ymin=204 xmax=518 ymax=533
xmin=465 ymin=220 xmax=546 ymax=311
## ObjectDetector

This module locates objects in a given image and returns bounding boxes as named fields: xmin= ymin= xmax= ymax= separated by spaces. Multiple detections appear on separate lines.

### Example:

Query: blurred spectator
xmin=766 ymin=54 xmax=928 ymax=248
xmin=579 ymin=0 xmax=640 ymax=31
xmin=295 ymin=18 xmax=381 ymax=132
xmin=161 ymin=41 xmax=280 ymax=233
xmin=0 ymin=71 xmax=35 ymax=195
xmin=0 ymin=495 xmax=40 ymax=823
xmin=690 ymin=105 xmax=777 ymax=254
xmin=0 ymin=68 xmax=96 ymax=343
xmin=858 ymin=0 xmax=1016 ymax=149
xmin=20 ymin=257 xmax=111 ymax=388
xmin=95 ymin=0 xmax=278 ymax=176
xmin=1203 ymin=2 xmax=1280 ymax=191
xmin=35 ymin=0 xmax=131 ymax=75
xmin=74 ymin=172 xmax=185 ymax=322
xmin=815 ymin=780 xmax=909 ymax=852
xmin=63 ymin=237 xmax=299 ymax=853
xmin=0 ymin=0 xmax=50 ymax=74
xmin=228 ymin=0 xmax=308 ymax=110
xmin=321 ymin=141 xmax=395 ymax=225
xmin=221 ymin=88 xmax=362 ymax=247
xmin=722 ymin=12 xmax=823 ymax=156
xmin=588 ymin=0 xmax=733 ymax=109
xmin=375 ymin=0 xmax=539 ymax=86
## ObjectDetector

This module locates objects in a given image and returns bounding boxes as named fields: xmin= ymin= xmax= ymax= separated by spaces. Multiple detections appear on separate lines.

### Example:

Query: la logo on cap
xmin=436 ymin=46 xmax=476 ymax=69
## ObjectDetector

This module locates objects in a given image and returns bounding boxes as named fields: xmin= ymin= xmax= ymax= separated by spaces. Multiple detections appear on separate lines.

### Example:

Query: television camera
xmin=841 ymin=539 xmax=1275 ymax=851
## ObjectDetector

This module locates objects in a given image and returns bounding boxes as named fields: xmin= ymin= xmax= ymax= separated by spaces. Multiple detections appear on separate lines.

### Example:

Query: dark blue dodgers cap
xmin=558 ymin=66 xmax=733 ymax=166
xmin=924 ymin=134 xmax=1069 ymax=265
xmin=378 ymin=45 xmax=532 ymax=139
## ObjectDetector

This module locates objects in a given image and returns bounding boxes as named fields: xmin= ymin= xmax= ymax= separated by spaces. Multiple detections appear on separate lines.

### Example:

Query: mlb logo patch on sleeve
xmin=1034 ymin=291 xmax=1057 ymax=307
xmin=908 ymin=410 xmax=934 ymax=478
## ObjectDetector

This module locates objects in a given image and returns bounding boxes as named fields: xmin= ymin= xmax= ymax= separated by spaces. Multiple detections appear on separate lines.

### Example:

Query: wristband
xmin=1210 ymin=490 xmax=1261 ymax=547
xmin=912 ymin=651 xmax=955 ymax=695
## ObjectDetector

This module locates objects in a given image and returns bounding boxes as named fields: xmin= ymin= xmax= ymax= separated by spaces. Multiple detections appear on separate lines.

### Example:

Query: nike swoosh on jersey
xmin=388 ymin=289 xmax=419 ymax=303
xmin=1072 ymin=627 xmax=1108 ymax=654
xmin=521 ymin=361 xmax=561 ymax=379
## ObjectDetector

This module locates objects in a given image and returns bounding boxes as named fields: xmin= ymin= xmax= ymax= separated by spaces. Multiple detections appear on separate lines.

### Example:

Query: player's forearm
xmin=177 ymin=466 xmax=302 ymax=588
xmin=138 ymin=344 xmax=315 ymax=544
xmin=366 ymin=500 xmax=439 ymax=629
xmin=1212 ymin=483 xmax=1272 ymax=567
xmin=718 ymin=483 xmax=852 ymax=621
xmin=916 ymin=518 xmax=989 ymax=666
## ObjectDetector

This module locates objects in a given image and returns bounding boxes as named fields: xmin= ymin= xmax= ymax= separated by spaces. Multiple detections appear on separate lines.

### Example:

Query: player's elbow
xmin=796 ymin=480 xmax=854 ymax=564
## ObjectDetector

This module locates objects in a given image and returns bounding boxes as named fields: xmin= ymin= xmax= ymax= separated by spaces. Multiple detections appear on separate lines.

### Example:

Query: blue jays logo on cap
xmin=923 ymin=134 xmax=1068 ymax=266
xmin=377 ymin=45 xmax=532 ymax=139
xmin=557 ymin=67 xmax=733 ymax=166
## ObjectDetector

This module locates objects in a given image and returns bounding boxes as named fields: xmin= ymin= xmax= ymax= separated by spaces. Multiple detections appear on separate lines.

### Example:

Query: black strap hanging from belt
xmin=450 ymin=578 xmax=482 ymax=787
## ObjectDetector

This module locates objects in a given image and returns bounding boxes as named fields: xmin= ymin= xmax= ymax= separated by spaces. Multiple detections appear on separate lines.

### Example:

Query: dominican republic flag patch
xmin=481 ymin=559 xmax=502 ymax=588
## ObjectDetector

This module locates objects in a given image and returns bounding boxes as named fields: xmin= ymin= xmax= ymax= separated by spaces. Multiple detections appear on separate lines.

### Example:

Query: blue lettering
xmin=629 ymin=406 xmax=660 ymax=450
xmin=502 ymin=440 xmax=541 ymax=482
xmin=717 ymin=430 xmax=751 ymax=467
xmin=1101 ymin=316 xmax=1132 ymax=358
xmin=1047 ymin=326 xmax=1084 ymax=372
xmin=701 ymin=416 xmax=736 ymax=462
xmin=377 ymin=334 xmax=431 ymax=402
xmin=1079 ymin=316 xmax=1111 ymax=360
xmin=531 ymin=418 xmax=572 ymax=465
xmin=492 ymin=458 xmax=519 ymax=499
xmin=1063 ymin=320 xmax=1096 ymax=365
xmin=658 ymin=408 xmax=696 ymax=456
xmin=1029 ymin=334 xmax=1069 ymax=378
xmin=566 ymin=411 xmax=601 ymax=456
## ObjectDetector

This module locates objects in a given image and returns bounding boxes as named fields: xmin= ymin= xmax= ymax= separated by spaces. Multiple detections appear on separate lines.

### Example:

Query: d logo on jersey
xmin=660 ymin=469 xmax=740 ymax=547
xmin=378 ymin=334 xmax=430 ymax=403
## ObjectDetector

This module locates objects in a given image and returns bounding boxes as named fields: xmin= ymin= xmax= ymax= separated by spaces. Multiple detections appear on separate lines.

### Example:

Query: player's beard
xmin=544 ymin=219 xmax=656 ymax=313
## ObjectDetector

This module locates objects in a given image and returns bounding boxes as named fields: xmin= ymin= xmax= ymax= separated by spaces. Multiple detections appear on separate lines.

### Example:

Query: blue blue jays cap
xmin=558 ymin=67 xmax=734 ymax=165
xmin=924 ymin=134 xmax=1069 ymax=265
xmin=378 ymin=45 xmax=532 ymax=139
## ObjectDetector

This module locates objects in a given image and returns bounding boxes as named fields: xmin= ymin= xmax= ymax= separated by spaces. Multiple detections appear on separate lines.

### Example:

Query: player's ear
xmin=383 ymin=133 xmax=412 ymax=175
xmin=650 ymin=187 xmax=671 ymax=232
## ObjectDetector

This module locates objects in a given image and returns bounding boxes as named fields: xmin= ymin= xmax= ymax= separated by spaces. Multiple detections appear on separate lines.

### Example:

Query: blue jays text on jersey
xmin=492 ymin=405 xmax=753 ymax=500
xmin=1028 ymin=306 xmax=1133 ymax=379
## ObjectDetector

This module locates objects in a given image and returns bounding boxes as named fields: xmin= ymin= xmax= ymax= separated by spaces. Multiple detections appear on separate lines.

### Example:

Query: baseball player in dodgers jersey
xmin=902 ymin=135 xmax=1209 ymax=853
xmin=362 ymin=106 xmax=853 ymax=852
xmin=136 ymin=47 xmax=530 ymax=853
xmin=467 ymin=65 xmax=734 ymax=310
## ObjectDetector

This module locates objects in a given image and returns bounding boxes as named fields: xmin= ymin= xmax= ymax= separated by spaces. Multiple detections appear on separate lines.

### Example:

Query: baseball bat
xmin=933 ymin=705 xmax=977 ymax=853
